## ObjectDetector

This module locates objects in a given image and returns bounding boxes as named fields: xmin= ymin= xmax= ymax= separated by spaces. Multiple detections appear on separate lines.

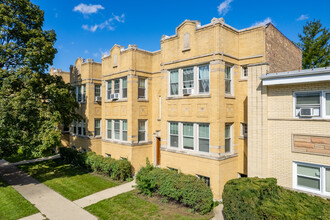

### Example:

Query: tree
xmin=0 ymin=0 xmax=78 ymax=157
xmin=297 ymin=19 xmax=330 ymax=69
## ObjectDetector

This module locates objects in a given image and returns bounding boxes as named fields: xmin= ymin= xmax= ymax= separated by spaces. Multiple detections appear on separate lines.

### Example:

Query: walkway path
xmin=10 ymin=154 xmax=60 ymax=166
xmin=0 ymin=159 xmax=97 ymax=220
xmin=74 ymin=179 xmax=136 ymax=208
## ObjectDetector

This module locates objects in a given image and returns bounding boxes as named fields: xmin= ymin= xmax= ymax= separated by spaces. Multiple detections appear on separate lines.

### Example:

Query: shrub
xmin=59 ymin=147 xmax=132 ymax=181
xmin=222 ymin=177 xmax=330 ymax=220
xmin=136 ymin=160 xmax=214 ymax=214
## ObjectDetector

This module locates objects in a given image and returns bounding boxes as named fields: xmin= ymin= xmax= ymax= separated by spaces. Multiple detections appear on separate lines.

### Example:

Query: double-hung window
xmin=183 ymin=68 xmax=194 ymax=90
xmin=169 ymin=122 xmax=179 ymax=148
xmin=241 ymin=66 xmax=248 ymax=79
xmin=225 ymin=65 xmax=232 ymax=94
xmin=107 ymin=81 xmax=112 ymax=100
xmin=76 ymin=85 xmax=82 ymax=102
xmin=199 ymin=124 xmax=209 ymax=152
xmin=114 ymin=79 xmax=120 ymax=94
xmin=199 ymin=65 xmax=209 ymax=93
xmin=82 ymin=85 xmax=86 ymax=102
xmin=82 ymin=120 xmax=86 ymax=136
xmin=138 ymin=78 xmax=146 ymax=99
xmin=326 ymin=93 xmax=330 ymax=117
xmin=122 ymin=77 xmax=127 ymax=98
xmin=225 ymin=124 xmax=232 ymax=153
xmin=294 ymin=162 xmax=330 ymax=196
xmin=95 ymin=84 xmax=101 ymax=98
xmin=73 ymin=121 xmax=77 ymax=134
xmin=295 ymin=92 xmax=321 ymax=117
xmin=170 ymin=70 xmax=179 ymax=95
xmin=138 ymin=120 xmax=147 ymax=142
xmin=114 ymin=120 xmax=120 ymax=140
xmin=122 ymin=120 xmax=127 ymax=141
xmin=78 ymin=120 xmax=82 ymax=135
xmin=94 ymin=119 xmax=101 ymax=136
xmin=106 ymin=120 xmax=112 ymax=139
xmin=183 ymin=123 xmax=194 ymax=150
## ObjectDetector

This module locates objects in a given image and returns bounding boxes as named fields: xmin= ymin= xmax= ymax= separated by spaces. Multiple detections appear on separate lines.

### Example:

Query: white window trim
xmin=138 ymin=77 xmax=148 ymax=100
xmin=106 ymin=77 xmax=128 ymax=101
xmin=75 ymin=85 xmax=86 ymax=103
xmin=293 ymin=161 xmax=330 ymax=197
xmin=94 ymin=84 xmax=102 ymax=98
xmin=225 ymin=64 xmax=234 ymax=96
xmin=293 ymin=90 xmax=330 ymax=119
xmin=168 ymin=64 xmax=210 ymax=97
xmin=138 ymin=120 xmax=148 ymax=143
xmin=167 ymin=122 xmax=210 ymax=154
xmin=94 ymin=119 xmax=101 ymax=137
xmin=72 ymin=119 xmax=87 ymax=137
xmin=225 ymin=123 xmax=233 ymax=153
xmin=105 ymin=119 xmax=128 ymax=143
xmin=240 ymin=122 xmax=247 ymax=139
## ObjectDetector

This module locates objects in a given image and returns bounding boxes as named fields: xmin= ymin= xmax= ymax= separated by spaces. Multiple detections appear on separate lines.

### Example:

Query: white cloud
xmin=82 ymin=14 xmax=125 ymax=32
xmin=84 ymin=50 xmax=89 ymax=54
xmin=252 ymin=17 xmax=272 ymax=27
xmin=218 ymin=0 xmax=233 ymax=16
xmin=73 ymin=3 xmax=104 ymax=15
xmin=93 ymin=52 xmax=99 ymax=58
xmin=99 ymin=49 xmax=110 ymax=58
xmin=297 ymin=14 xmax=309 ymax=21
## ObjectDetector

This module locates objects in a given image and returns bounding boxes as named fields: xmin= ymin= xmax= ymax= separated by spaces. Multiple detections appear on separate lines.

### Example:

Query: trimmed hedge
xmin=135 ymin=160 xmax=214 ymax=214
xmin=59 ymin=147 xmax=132 ymax=181
xmin=223 ymin=177 xmax=330 ymax=220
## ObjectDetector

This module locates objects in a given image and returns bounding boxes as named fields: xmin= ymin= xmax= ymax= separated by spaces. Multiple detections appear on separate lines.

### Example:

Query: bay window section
xmin=82 ymin=120 xmax=86 ymax=136
xmin=114 ymin=120 xmax=120 ymax=140
xmin=107 ymin=81 xmax=112 ymax=100
xmin=78 ymin=121 xmax=82 ymax=135
xmin=199 ymin=124 xmax=209 ymax=152
xmin=183 ymin=123 xmax=194 ymax=150
xmin=138 ymin=78 xmax=146 ymax=99
xmin=297 ymin=164 xmax=320 ymax=190
xmin=122 ymin=77 xmax=127 ymax=98
xmin=95 ymin=84 xmax=101 ymax=98
xmin=122 ymin=120 xmax=127 ymax=141
xmin=326 ymin=93 xmax=330 ymax=116
xmin=82 ymin=85 xmax=86 ymax=102
xmin=169 ymin=122 xmax=178 ymax=148
xmin=225 ymin=124 xmax=232 ymax=153
xmin=183 ymin=68 xmax=194 ymax=90
xmin=106 ymin=120 xmax=112 ymax=139
xmin=170 ymin=70 xmax=179 ymax=95
xmin=114 ymin=79 xmax=120 ymax=94
xmin=138 ymin=120 xmax=147 ymax=142
xmin=225 ymin=65 xmax=232 ymax=94
xmin=199 ymin=65 xmax=209 ymax=93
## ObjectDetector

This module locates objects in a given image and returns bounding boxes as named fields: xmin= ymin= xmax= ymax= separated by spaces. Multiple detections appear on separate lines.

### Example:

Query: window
xmin=73 ymin=121 xmax=77 ymax=134
xmin=122 ymin=77 xmax=127 ymax=98
xmin=197 ymin=175 xmax=210 ymax=187
xmin=241 ymin=123 xmax=247 ymax=138
xmin=183 ymin=68 xmax=194 ymax=89
xmin=105 ymin=153 xmax=111 ymax=158
xmin=113 ymin=54 xmax=118 ymax=67
xmin=94 ymin=119 xmax=101 ymax=136
xmin=225 ymin=65 xmax=232 ymax=94
xmin=325 ymin=93 xmax=330 ymax=116
xmin=183 ymin=123 xmax=194 ymax=150
xmin=107 ymin=81 xmax=112 ymax=100
xmin=82 ymin=85 xmax=86 ymax=102
xmin=82 ymin=120 xmax=86 ymax=136
xmin=241 ymin=66 xmax=248 ymax=78
xmin=114 ymin=120 xmax=120 ymax=140
xmin=170 ymin=70 xmax=179 ymax=95
xmin=225 ymin=124 xmax=232 ymax=153
xmin=106 ymin=120 xmax=112 ymax=139
xmin=122 ymin=120 xmax=127 ymax=141
xmin=95 ymin=84 xmax=101 ymax=98
xmin=76 ymin=85 xmax=82 ymax=102
xmin=183 ymin=33 xmax=190 ymax=50
xmin=199 ymin=124 xmax=209 ymax=152
xmin=114 ymin=79 xmax=120 ymax=94
xmin=169 ymin=122 xmax=179 ymax=148
xmin=294 ymin=162 xmax=330 ymax=196
xmin=78 ymin=120 xmax=82 ymax=135
xmin=138 ymin=120 xmax=147 ymax=142
xmin=295 ymin=92 xmax=321 ymax=117
xmin=168 ymin=167 xmax=178 ymax=172
xmin=138 ymin=78 xmax=146 ymax=99
xmin=74 ymin=119 xmax=86 ymax=136
xmin=199 ymin=65 xmax=209 ymax=93
xmin=106 ymin=119 xmax=127 ymax=142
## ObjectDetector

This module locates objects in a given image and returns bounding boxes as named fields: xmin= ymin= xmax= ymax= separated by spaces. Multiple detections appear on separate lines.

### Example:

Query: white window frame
xmin=138 ymin=77 xmax=147 ymax=99
xmin=138 ymin=120 xmax=148 ymax=142
xmin=106 ymin=119 xmax=112 ymax=139
xmin=293 ymin=90 xmax=330 ymax=119
xmin=240 ymin=123 xmax=247 ymax=139
xmin=76 ymin=85 xmax=86 ymax=103
xmin=167 ymin=122 xmax=210 ymax=154
xmin=225 ymin=64 xmax=233 ymax=95
xmin=106 ymin=77 xmax=128 ymax=101
xmin=94 ymin=84 xmax=101 ymax=98
xmin=293 ymin=162 xmax=330 ymax=197
xmin=94 ymin=119 xmax=101 ymax=137
xmin=106 ymin=80 xmax=112 ymax=100
xmin=105 ymin=119 xmax=128 ymax=143
xmin=74 ymin=119 xmax=87 ymax=137
xmin=241 ymin=66 xmax=248 ymax=79
xmin=122 ymin=77 xmax=127 ymax=99
xmin=225 ymin=123 xmax=233 ymax=153
xmin=168 ymin=64 xmax=210 ymax=97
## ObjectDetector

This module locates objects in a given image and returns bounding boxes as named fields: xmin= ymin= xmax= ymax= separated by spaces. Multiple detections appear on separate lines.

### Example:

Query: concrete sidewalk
xmin=0 ymin=160 xmax=97 ymax=220
xmin=74 ymin=179 xmax=136 ymax=208
xmin=10 ymin=154 xmax=60 ymax=166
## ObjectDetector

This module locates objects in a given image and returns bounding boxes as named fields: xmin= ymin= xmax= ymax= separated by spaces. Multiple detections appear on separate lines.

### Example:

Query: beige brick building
xmin=249 ymin=67 xmax=330 ymax=198
xmin=52 ymin=18 xmax=301 ymax=199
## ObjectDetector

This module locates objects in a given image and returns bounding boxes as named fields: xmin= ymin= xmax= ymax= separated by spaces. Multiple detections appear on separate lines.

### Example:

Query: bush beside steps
xmin=59 ymin=147 xmax=132 ymax=181
xmin=135 ymin=159 xmax=214 ymax=214
xmin=223 ymin=177 xmax=330 ymax=220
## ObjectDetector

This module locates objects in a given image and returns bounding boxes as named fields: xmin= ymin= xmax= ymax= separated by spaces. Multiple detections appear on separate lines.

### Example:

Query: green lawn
xmin=18 ymin=159 xmax=119 ymax=201
xmin=85 ymin=190 xmax=214 ymax=220
xmin=0 ymin=178 xmax=39 ymax=220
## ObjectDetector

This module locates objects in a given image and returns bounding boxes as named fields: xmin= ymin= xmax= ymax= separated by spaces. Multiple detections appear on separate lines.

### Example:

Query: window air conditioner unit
xmin=300 ymin=108 xmax=313 ymax=117
xmin=95 ymin=96 xmax=102 ymax=102
xmin=183 ymin=88 xmax=193 ymax=96
xmin=110 ymin=93 xmax=119 ymax=100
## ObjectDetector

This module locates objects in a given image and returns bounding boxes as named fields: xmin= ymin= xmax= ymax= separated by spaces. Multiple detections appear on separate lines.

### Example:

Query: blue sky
xmin=31 ymin=0 xmax=330 ymax=72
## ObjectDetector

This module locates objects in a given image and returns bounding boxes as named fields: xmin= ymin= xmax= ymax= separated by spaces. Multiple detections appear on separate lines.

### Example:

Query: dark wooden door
xmin=156 ymin=137 xmax=161 ymax=166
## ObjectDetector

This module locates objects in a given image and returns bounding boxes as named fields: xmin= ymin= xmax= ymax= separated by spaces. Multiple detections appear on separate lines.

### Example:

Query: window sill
xmin=238 ymin=136 xmax=247 ymax=140
xmin=239 ymin=78 xmax=247 ymax=82
xmin=166 ymin=94 xmax=211 ymax=100
xmin=104 ymin=99 xmax=127 ymax=103
xmin=182 ymin=48 xmax=190 ymax=52
xmin=72 ymin=135 xmax=89 ymax=139
xmin=225 ymin=94 xmax=235 ymax=99
xmin=93 ymin=136 xmax=102 ymax=139
xmin=94 ymin=101 xmax=102 ymax=104
xmin=137 ymin=98 xmax=149 ymax=102
xmin=269 ymin=118 xmax=330 ymax=122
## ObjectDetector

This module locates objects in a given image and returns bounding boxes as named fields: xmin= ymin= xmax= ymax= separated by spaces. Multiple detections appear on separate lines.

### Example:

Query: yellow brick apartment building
xmin=52 ymin=18 xmax=301 ymax=199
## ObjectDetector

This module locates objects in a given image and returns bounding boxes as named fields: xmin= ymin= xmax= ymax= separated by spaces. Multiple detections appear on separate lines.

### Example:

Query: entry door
xmin=156 ymin=137 xmax=161 ymax=166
